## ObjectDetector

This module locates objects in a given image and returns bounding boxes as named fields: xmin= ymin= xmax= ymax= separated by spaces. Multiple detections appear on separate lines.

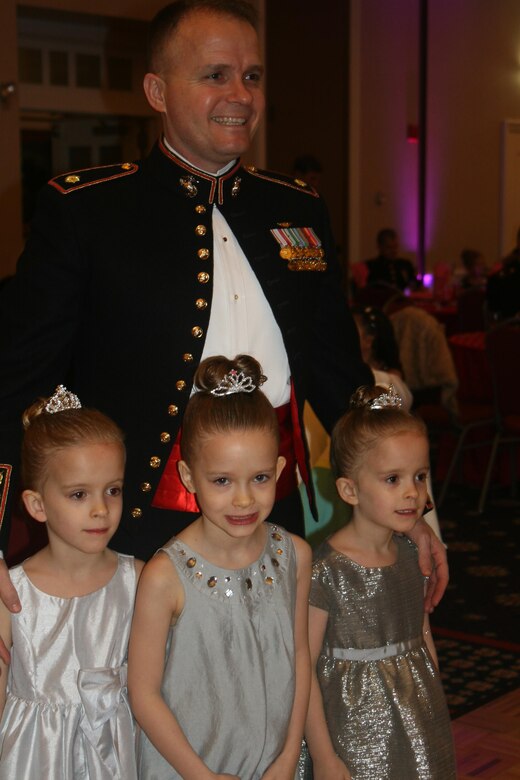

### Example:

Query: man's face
xmin=144 ymin=10 xmax=264 ymax=172
xmin=380 ymin=236 xmax=399 ymax=259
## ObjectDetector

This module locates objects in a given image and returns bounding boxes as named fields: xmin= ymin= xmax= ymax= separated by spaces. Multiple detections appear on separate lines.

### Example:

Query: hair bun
xmin=22 ymin=399 xmax=48 ymax=429
xmin=194 ymin=354 xmax=265 ymax=394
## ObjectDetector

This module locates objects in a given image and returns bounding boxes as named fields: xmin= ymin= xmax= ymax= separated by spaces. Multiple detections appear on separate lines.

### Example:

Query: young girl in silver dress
xmin=128 ymin=355 xmax=311 ymax=780
xmin=302 ymin=385 xmax=456 ymax=780
xmin=0 ymin=386 xmax=142 ymax=779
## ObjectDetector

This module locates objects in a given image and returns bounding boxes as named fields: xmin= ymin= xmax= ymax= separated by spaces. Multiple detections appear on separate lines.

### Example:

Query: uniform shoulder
xmin=49 ymin=161 xmax=140 ymax=195
xmin=242 ymin=164 xmax=320 ymax=197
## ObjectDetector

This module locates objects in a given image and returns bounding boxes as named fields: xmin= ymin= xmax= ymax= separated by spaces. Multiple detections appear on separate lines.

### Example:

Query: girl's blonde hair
xmin=331 ymin=385 xmax=427 ymax=479
xmin=180 ymin=354 xmax=278 ymax=464
xmin=21 ymin=396 xmax=125 ymax=490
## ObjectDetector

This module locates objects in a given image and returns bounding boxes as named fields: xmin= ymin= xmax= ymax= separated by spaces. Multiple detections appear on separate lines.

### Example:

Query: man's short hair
xmin=147 ymin=0 xmax=258 ymax=72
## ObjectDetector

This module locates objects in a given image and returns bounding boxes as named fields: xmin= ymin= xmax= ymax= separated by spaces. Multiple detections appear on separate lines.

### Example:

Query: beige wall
xmin=353 ymin=0 xmax=520 ymax=273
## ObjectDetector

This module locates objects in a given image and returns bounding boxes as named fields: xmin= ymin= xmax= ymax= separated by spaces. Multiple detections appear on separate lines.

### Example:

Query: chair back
xmin=485 ymin=317 xmax=520 ymax=424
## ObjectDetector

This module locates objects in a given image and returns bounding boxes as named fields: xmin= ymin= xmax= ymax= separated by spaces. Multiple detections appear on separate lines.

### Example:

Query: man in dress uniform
xmin=0 ymin=0 xmax=447 ymax=614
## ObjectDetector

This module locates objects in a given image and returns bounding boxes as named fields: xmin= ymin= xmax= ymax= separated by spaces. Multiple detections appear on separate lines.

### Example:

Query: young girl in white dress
xmin=128 ymin=355 xmax=311 ymax=780
xmin=301 ymin=385 xmax=456 ymax=780
xmin=0 ymin=385 xmax=142 ymax=779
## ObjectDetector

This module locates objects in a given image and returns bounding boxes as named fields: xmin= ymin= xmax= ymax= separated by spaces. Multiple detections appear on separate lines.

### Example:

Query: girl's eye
xmin=416 ymin=472 xmax=428 ymax=483
xmin=254 ymin=474 xmax=269 ymax=484
xmin=386 ymin=475 xmax=398 ymax=484
xmin=71 ymin=491 xmax=86 ymax=500
xmin=214 ymin=477 xmax=229 ymax=486
xmin=107 ymin=486 xmax=122 ymax=497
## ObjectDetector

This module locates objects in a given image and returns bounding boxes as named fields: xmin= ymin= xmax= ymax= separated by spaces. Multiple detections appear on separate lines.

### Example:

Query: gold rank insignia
xmin=270 ymin=227 xmax=327 ymax=271
xmin=0 ymin=464 xmax=12 ymax=529
xmin=50 ymin=162 xmax=139 ymax=194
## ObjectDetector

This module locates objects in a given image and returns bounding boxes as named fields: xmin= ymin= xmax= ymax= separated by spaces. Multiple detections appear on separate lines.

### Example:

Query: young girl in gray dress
xmin=302 ymin=385 xmax=456 ymax=780
xmin=128 ymin=355 xmax=311 ymax=780
xmin=0 ymin=386 xmax=142 ymax=779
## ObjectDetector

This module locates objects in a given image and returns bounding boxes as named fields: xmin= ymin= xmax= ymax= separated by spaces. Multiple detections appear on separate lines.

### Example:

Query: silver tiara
xmin=368 ymin=384 xmax=403 ymax=411
xmin=45 ymin=385 xmax=82 ymax=414
xmin=211 ymin=369 xmax=263 ymax=397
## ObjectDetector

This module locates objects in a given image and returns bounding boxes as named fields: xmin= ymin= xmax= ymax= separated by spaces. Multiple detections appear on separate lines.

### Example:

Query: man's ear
xmin=143 ymin=72 xmax=166 ymax=113
xmin=177 ymin=461 xmax=196 ymax=494
xmin=22 ymin=490 xmax=47 ymax=523
xmin=335 ymin=477 xmax=359 ymax=506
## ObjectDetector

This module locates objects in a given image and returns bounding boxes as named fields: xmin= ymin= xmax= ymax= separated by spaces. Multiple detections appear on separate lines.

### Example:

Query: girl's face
xmin=179 ymin=427 xmax=285 ymax=541
xmin=337 ymin=430 xmax=429 ymax=536
xmin=22 ymin=442 xmax=125 ymax=556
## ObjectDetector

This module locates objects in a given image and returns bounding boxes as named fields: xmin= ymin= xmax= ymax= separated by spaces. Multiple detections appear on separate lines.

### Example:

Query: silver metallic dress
xmin=300 ymin=536 xmax=456 ymax=780
xmin=138 ymin=523 xmax=297 ymax=780
xmin=0 ymin=554 xmax=138 ymax=780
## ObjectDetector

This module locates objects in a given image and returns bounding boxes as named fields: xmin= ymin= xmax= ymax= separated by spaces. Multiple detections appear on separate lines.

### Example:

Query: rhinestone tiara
xmin=211 ymin=369 xmax=262 ymax=397
xmin=44 ymin=385 xmax=82 ymax=414
xmin=368 ymin=384 xmax=403 ymax=411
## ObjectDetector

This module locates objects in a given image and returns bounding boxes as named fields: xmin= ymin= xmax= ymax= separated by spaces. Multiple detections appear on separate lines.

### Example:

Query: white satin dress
xmin=0 ymin=554 xmax=138 ymax=779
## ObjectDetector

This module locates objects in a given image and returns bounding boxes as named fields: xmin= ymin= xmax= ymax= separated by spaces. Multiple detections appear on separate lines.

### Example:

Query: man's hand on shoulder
xmin=0 ymin=557 xmax=21 ymax=664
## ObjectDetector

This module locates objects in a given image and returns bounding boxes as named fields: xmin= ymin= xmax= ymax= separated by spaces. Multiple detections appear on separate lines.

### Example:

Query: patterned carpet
xmin=431 ymin=485 xmax=520 ymax=719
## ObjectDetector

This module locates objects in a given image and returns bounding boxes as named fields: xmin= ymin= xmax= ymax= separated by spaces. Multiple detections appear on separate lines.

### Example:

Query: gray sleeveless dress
xmin=299 ymin=535 xmax=456 ymax=780
xmin=0 ymin=554 xmax=138 ymax=779
xmin=138 ymin=523 xmax=297 ymax=780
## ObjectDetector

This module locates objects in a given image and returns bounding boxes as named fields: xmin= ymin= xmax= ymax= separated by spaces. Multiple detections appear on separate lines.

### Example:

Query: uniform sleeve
xmin=0 ymin=185 xmax=87 ymax=548
xmin=305 ymin=197 xmax=373 ymax=433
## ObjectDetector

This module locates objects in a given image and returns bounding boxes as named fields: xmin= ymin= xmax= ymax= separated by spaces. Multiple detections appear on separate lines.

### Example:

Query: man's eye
xmin=208 ymin=72 xmax=223 ymax=81
xmin=245 ymin=72 xmax=261 ymax=82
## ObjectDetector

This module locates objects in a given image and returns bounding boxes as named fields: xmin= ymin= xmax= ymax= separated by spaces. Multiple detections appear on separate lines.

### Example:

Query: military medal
xmin=270 ymin=226 xmax=326 ymax=271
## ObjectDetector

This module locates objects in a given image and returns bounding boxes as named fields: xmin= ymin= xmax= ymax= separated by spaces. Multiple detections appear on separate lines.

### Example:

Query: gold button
xmin=191 ymin=326 xmax=204 ymax=339
xmin=131 ymin=507 xmax=143 ymax=518
xmin=176 ymin=380 xmax=186 ymax=391
xmin=150 ymin=456 xmax=161 ymax=468
xmin=168 ymin=404 xmax=179 ymax=416
xmin=65 ymin=175 xmax=80 ymax=184
xmin=141 ymin=482 xmax=152 ymax=492
xmin=195 ymin=298 xmax=207 ymax=309
xmin=195 ymin=224 xmax=207 ymax=236
xmin=198 ymin=248 xmax=210 ymax=260
xmin=198 ymin=272 xmax=210 ymax=284
xmin=183 ymin=353 xmax=193 ymax=362
xmin=265 ymin=576 xmax=274 ymax=585
xmin=121 ymin=162 xmax=132 ymax=170
xmin=187 ymin=557 xmax=197 ymax=568
xmin=160 ymin=432 xmax=171 ymax=443
xmin=208 ymin=576 xmax=217 ymax=588
xmin=195 ymin=204 xmax=206 ymax=214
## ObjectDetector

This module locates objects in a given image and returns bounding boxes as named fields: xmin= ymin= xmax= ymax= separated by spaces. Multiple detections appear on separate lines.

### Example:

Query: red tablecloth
xmin=408 ymin=294 xmax=459 ymax=336
xmin=448 ymin=331 xmax=491 ymax=403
